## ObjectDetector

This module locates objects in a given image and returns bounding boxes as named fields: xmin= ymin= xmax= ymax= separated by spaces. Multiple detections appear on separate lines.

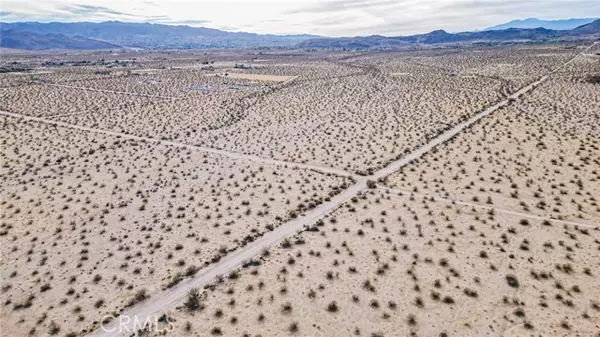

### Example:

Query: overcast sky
xmin=1 ymin=0 xmax=599 ymax=36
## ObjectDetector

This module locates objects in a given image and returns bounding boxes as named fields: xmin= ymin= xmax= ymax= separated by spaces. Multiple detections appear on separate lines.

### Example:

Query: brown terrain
xmin=1 ymin=42 xmax=598 ymax=337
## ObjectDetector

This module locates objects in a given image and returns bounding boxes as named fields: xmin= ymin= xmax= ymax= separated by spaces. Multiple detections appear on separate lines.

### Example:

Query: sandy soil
xmin=203 ymin=72 xmax=295 ymax=82
xmin=0 ymin=116 xmax=350 ymax=337
xmin=144 ymin=190 xmax=600 ymax=337
xmin=385 ymin=76 xmax=600 ymax=225
xmin=2 ymin=46 xmax=579 ymax=174
xmin=1 ymin=42 xmax=598 ymax=337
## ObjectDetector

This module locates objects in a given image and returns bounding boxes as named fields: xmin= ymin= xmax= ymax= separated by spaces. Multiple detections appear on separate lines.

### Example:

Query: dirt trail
xmin=0 ymin=110 xmax=353 ymax=177
xmin=372 ymin=75 xmax=547 ymax=179
xmin=44 ymin=83 xmax=183 ymax=100
xmin=90 ymin=180 xmax=366 ymax=336
xmin=18 ymin=42 xmax=597 ymax=337
xmin=379 ymin=186 xmax=599 ymax=229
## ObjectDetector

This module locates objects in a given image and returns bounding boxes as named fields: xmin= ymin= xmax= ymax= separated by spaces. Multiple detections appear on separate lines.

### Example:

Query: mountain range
xmin=298 ymin=20 xmax=600 ymax=50
xmin=484 ymin=18 xmax=598 ymax=31
xmin=1 ymin=18 xmax=599 ymax=51
xmin=0 ymin=21 xmax=317 ymax=50
xmin=1 ymin=29 xmax=120 ymax=50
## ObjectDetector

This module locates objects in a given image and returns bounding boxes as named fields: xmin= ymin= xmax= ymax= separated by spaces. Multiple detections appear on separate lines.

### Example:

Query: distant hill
xmin=1 ymin=29 xmax=120 ymax=50
xmin=2 ymin=19 xmax=599 ymax=51
xmin=0 ymin=21 xmax=319 ymax=50
xmin=484 ymin=18 xmax=598 ymax=31
xmin=569 ymin=19 xmax=600 ymax=36
xmin=299 ymin=19 xmax=600 ymax=50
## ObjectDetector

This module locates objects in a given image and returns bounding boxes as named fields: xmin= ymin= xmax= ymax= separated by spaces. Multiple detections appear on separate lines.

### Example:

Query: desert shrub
xmin=506 ymin=274 xmax=519 ymax=288
xmin=586 ymin=75 xmax=600 ymax=84
xmin=442 ymin=295 xmax=455 ymax=304
xmin=327 ymin=301 xmax=339 ymax=312
xmin=134 ymin=289 xmax=148 ymax=302
xmin=185 ymin=288 xmax=201 ymax=311
xmin=48 ymin=321 xmax=60 ymax=335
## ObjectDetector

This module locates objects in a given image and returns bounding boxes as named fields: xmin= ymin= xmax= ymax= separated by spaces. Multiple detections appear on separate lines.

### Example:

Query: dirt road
xmin=44 ymin=83 xmax=182 ymax=100
xmin=0 ymin=110 xmax=353 ymax=177
xmin=6 ymin=42 xmax=594 ymax=337
xmin=89 ymin=43 xmax=598 ymax=337
xmin=379 ymin=186 xmax=599 ymax=229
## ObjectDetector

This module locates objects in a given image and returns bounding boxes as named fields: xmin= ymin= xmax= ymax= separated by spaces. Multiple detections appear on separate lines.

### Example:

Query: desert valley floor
xmin=1 ymin=42 xmax=599 ymax=337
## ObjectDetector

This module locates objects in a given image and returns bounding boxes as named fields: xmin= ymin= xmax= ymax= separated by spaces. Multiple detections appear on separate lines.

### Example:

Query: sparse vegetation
xmin=1 ymin=43 xmax=598 ymax=337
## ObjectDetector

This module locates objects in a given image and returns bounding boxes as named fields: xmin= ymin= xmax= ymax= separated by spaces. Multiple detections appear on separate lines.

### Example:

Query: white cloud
xmin=1 ymin=0 xmax=599 ymax=36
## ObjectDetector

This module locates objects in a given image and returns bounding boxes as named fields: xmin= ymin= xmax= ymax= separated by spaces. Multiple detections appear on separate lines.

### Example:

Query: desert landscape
xmin=1 ymin=40 xmax=599 ymax=337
